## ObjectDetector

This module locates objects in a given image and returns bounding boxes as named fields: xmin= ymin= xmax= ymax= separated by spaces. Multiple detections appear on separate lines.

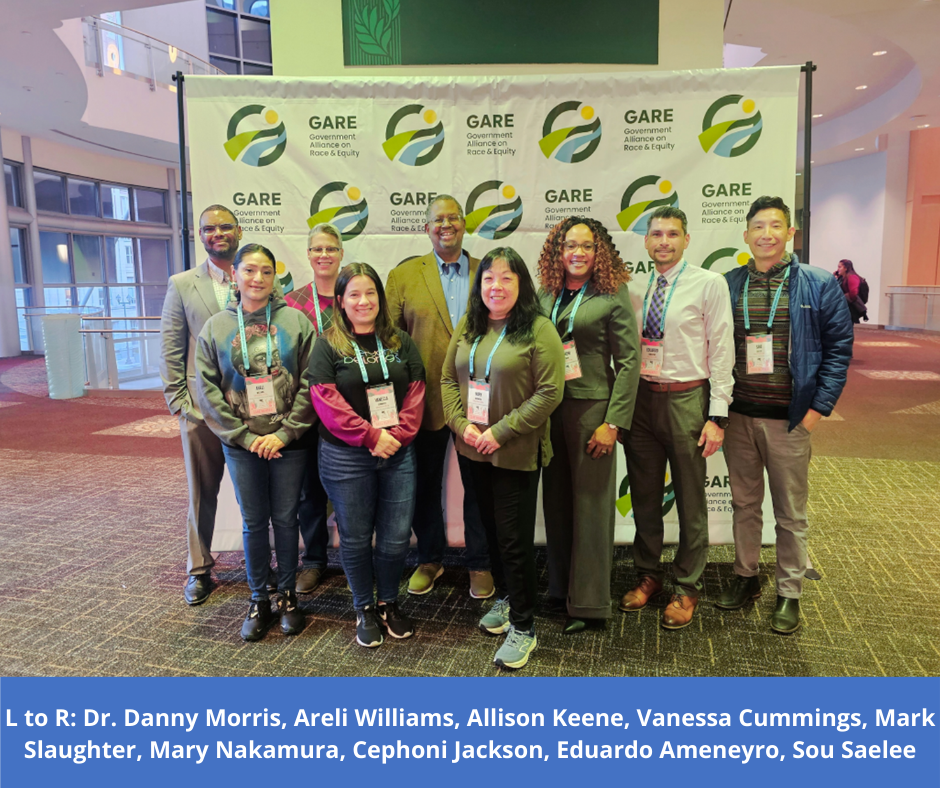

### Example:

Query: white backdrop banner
xmin=187 ymin=67 xmax=800 ymax=550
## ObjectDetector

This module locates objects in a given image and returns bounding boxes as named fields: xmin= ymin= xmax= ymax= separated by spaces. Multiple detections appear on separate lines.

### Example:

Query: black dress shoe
xmin=715 ymin=575 xmax=761 ymax=610
xmin=277 ymin=591 xmax=306 ymax=636
xmin=770 ymin=596 xmax=801 ymax=634
xmin=241 ymin=599 xmax=274 ymax=642
xmin=184 ymin=575 xmax=213 ymax=606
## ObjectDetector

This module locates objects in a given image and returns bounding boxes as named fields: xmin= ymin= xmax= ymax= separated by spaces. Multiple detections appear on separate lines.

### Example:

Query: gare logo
xmin=308 ymin=181 xmax=369 ymax=240
xmin=701 ymin=247 xmax=751 ymax=273
xmin=382 ymin=105 xmax=445 ymax=166
xmin=539 ymin=101 xmax=602 ymax=164
xmin=224 ymin=105 xmax=288 ymax=167
xmin=699 ymin=95 xmax=763 ymax=158
xmin=616 ymin=175 xmax=679 ymax=235
xmin=464 ymin=181 xmax=523 ymax=240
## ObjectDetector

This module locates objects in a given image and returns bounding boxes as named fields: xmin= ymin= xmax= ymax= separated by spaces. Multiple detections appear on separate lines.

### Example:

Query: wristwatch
xmin=606 ymin=423 xmax=619 ymax=432
xmin=709 ymin=415 xmax=729 ymax=430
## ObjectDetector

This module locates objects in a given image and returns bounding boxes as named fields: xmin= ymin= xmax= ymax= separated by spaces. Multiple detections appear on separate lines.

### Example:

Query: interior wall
xmin=905 ymin=127 xmax=940 ymax=287
xmin=810 ymin=152 xmax=887 ymax=324
xmin=270 ymin=0 xmax=724 ymax=77
xmin=122 ymin=1 xmax=211 ymax=64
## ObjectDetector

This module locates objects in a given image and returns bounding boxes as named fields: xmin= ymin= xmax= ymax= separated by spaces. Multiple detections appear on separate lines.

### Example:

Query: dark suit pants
xmin=178 ymin=415 xmax=225 ymax=576
xmin=624 ymin=382 xmax=709 ymax=597
xmin=469 ymin=460 xmax=540 ymax=631
xmin=411 ymin=426 xmax=489 ymax=570
xmin=543 ymin=398 xmax=616 ymax=619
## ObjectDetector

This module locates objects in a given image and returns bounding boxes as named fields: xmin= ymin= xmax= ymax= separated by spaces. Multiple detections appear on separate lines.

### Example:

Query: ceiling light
xmin=917 ymin=124 xmax=931 ymax=128
xmin=855 ymin=147 xmax=865 ymax=151
xmin=856 ymin=85 xmax=868 ymax=90
xmin=872 ymin=51 xmax=887 ymax=56
xmin=812 ymin=113 xmax=823 ymax=118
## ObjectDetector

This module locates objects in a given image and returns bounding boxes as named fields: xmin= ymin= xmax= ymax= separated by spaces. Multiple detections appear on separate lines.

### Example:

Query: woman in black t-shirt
xmin=308 ymin=263 xmax=426 ymax=648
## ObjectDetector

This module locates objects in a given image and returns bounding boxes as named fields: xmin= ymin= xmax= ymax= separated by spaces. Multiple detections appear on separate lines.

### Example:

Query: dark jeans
xmin=468 ymin=459 xmax=540 ymax=631
xmin=222 ymin=444 xmax=307 ymax=601
xmin=298 ymin=445 xmax=329 ymax=569
xmin=318 ymin=439 xmax=416 ymax=610
xmin=412 ymin=426 xmax=489 ymax=569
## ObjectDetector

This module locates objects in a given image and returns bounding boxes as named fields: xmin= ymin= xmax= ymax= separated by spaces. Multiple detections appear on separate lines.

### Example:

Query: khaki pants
xmin=723 ymin=412 xmax=812 ymax=599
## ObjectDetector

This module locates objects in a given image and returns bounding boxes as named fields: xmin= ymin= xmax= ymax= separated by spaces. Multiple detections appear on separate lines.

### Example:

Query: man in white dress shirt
xmin=619 ymin=206 xmax=735 ymax=630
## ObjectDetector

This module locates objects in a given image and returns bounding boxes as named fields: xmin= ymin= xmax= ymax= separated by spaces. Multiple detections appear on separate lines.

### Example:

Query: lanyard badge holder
xmin=640 ymin=262 xmax=686 ymax=377
xmin=467 ymin=326 xmax=507 ymax=425
xmin=744 ymin=267 xmax=789 ymax=375
xmin=353 ymin=336 xmax=399 ymax=429
xmin=552 ymin=283 xmax=587 ymax=381
xmin=238 ymin=302 xmax=277 ymax=417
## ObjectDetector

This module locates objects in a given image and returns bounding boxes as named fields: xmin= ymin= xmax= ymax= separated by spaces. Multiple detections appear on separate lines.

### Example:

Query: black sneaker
xmin=355 ymin=606 xmax=384 ymax=648
xmin=277 ymin=591 xmax=306 ymax=636
xmin=241 ymin=599 xmax=273 ymax=642
xmin=377 ymin=601 xmax=415 ymax=639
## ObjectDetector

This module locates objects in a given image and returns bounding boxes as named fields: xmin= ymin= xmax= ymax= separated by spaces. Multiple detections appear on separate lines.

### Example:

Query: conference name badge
xmin=562 ymin=340 xmax=582 ymax=381
xmin=367 ymin=384 xmax=399 ymax=429
xmin=467 ymin=380 xmax=490 ymax=425
xmin=245 ymin=375 xmax=277 ymax=417
xmin=746 ymin=334 xmax=774 ymax=375
xmin=640 ymin=338 xmax=664 ymax=377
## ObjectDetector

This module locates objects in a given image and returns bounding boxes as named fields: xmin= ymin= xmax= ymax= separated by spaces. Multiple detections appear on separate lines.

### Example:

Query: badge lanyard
xmin=641 ymin=261 xmax=687 ymax=338
xmin=351 ymin=335 xmax=390 ymax=384
xmin=551 ymin=283 xmax=588 ymax=338
xmin=237 ymin=301 xmax=272 ymax=374
xmin=469 ymin=326 xmax=508 ymax=383
xmin=352 ymin=335 xmax=399 ymax=429
xmin=311 ymin=283 xmax=325 ymax=336
xmin=743 ymin=266 xmax=790 ymax=333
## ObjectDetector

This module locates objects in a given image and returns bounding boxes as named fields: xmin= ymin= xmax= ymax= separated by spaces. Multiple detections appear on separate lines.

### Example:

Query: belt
xmin=641 ymin=378 xmax=707 ymax=393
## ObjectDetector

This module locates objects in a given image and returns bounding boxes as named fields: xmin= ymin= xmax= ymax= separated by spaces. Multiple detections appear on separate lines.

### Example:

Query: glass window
xmin=68 ymin=177 xmax=100 ymax=217
xmin=109 ymin=285 xmax=141 ymax=327
xmin=10 ymin=227 xmax=27 ymax=284
xmin=73 ymin=235 xmax=104 ymax=283
xmin=241 ymin=18 xmax=271 ymax=63
xmin=15 ymin=289 xmax=31 ymax=352
xmin=134 ymin=188 xmax=167 ymax=223
xmin=207 ymin=9 xmax=239 ymax=57
xmin=76 ymin=286 xmax=106 ymax=315
xmin=5 ymin=162 xmax=22 ymax=208
xmin=43 ymin=287 xmax=75 ymax=310
xmin=102 ymin=184 xmax=131 ymax=220
xmin=212 ymin=0 xmax=236 ymax=9
xmin=138 ymin=239 xmax=170 ymax=283
xmin=34 ymin=171 xmax=67 ymax=213
xmin=242 ymin=62 xmax=272 ymax=75
xmin=245 ymin=0 xmax=269 ymax=17
xmin=209 ymin=55 xmax=239 ymax=74
xmin=40 ymin=231 xmax=72 ymax=284
xmin=105 ymin=237 xmax=136 ymax=283
xmin=143 ymin=284 xmax=168 ymax=317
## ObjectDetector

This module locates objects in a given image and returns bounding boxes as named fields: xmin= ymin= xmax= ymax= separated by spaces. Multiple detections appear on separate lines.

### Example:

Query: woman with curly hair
xmin=536 ymin=217 xmax=640 ymax=633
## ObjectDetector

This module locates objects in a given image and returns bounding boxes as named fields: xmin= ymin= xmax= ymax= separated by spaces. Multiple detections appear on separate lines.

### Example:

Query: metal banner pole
xmin=172 ymin=71 xmax=191 ymax=270
xmin=801 ymin=61 xmax=816 ymax=266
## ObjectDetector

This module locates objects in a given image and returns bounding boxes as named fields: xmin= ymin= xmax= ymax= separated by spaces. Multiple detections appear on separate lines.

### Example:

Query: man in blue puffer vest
xmin=718 ymin=196 xmax=853 ymax=634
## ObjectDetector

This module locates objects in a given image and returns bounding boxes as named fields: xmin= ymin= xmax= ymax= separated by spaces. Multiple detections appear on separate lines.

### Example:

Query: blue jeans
xmin=318 ymin=439 xmax=416 ymax=610
xmin=411 ymin=426 xmax=489 ymax=569
xmin=298 ymin=445 xmax=330 ymax=569
xmin=222 ymin=444 xmax=307 ymax=601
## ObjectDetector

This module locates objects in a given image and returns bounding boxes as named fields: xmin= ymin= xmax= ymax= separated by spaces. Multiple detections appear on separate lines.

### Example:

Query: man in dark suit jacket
xmin=160 ymin=204 xmax=242 ymax=605
xmin=386 ymin=195 xmax=492 ymax=599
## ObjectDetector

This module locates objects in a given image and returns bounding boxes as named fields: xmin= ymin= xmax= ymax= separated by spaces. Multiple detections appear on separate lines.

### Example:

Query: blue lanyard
xmin=352 ymin=335 xmax=390 ymax=385
xmin=311 ymin=283 xmax=324 ymax=335
xmin=469 ymin=326 xmax=507 ymax=383
xmin=744 ymin=266 xmax=790 ymax=332
xmin=551 ymin=283 xmax=588 ymax=338
xmin=642 ymin=261 xmax=687 ymax=337
xmin=237 ymin=301 xmax=272 ymax=374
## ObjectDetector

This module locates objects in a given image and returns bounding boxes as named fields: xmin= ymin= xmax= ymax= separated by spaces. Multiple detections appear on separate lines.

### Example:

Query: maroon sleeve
xmin=388 ymin=380 xmax=426 ymax=447
xmin=311 ymin=383 xmax=382 ymax=450
xmin=845 ymin=273 xmax=860 ymax=301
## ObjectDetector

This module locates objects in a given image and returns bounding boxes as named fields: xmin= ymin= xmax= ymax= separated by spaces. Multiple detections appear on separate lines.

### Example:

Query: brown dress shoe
xmin=619 ymin=577 xmax=663 ymax=611
xmin=661 ymin=594 xmax=698 ymax=630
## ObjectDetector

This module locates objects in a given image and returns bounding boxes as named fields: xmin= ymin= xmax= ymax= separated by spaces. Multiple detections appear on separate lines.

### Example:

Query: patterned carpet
xmin=1 ymin=325 xmax=938 ymax=677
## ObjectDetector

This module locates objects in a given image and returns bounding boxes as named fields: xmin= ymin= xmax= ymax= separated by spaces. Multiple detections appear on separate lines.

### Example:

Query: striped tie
xmin=644 ymin=275 xmax=669 ymax=339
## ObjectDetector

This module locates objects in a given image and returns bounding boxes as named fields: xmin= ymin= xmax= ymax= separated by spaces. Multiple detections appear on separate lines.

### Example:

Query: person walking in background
xmin=835 ymin=259 xmax=868 ymax=324
xmin=536 ymin=217 xmax=639 ymax=634
xmin=442 ymin=248 xmax=565 ymax=670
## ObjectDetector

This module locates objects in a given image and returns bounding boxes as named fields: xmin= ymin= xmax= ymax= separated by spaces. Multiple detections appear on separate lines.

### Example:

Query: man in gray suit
xmin=161 ymin=204 xmax=242 ymax=605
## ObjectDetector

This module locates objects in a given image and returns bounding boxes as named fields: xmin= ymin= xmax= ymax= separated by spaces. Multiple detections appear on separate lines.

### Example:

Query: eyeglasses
xmin=431 ymin=214 xmax=463 ymax=226
xmin=308 ymin=246 xmax=341 ymax=255
xmin=200 ymin=224 xmax=237 ymax=234
xmin=563 ymin=241 xmax=596 ymax=253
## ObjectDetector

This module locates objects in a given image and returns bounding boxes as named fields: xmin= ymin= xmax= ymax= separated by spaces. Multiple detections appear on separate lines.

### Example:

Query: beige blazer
xmin=386 ymin=251 xmax=480 ymax=431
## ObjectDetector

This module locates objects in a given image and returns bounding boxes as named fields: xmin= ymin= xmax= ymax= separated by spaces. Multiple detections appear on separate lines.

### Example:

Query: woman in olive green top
xmin=536 ymin=217 xmax=640 ymax=634
xmin=442 ymin=247 xmax=565 ymax=670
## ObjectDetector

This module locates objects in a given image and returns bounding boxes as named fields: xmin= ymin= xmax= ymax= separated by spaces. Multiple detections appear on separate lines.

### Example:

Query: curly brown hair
xmin=536 ymin=216 xmax=631 ymax=297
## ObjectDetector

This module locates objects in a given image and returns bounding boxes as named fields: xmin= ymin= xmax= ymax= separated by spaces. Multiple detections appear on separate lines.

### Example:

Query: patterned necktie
xmin=644 ymin=275 xmax=669 ymax=339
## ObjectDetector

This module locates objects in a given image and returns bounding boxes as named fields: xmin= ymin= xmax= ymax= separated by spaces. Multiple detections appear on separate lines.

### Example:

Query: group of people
xmin=160 ymin=192 xmax=854 ymax=671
